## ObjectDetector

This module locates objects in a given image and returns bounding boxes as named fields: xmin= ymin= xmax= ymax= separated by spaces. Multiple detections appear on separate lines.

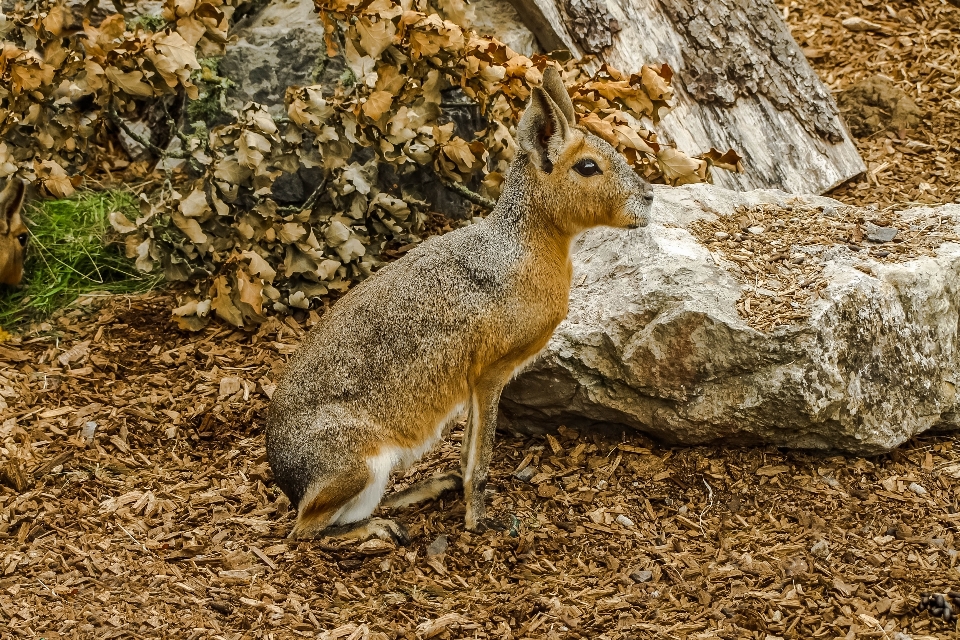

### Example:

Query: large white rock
xmin=501 ymin=184 xmax=960 ymax=453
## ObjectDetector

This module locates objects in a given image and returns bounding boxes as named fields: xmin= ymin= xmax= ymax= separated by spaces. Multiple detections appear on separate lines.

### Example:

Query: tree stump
xmin=508 ymin=0 xmax=866 ymax=194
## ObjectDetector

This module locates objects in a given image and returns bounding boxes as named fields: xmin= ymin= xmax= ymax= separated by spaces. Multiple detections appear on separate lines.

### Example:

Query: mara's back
xmin=275 ymin=219 xmax=519 ymax=407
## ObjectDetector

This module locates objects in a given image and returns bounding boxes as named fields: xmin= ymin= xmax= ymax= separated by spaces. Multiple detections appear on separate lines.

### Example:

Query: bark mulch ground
xmin=785 ymin=0 xmax=960 ymax=207
xmin=2 ymin=292 xmax=960 ymax=639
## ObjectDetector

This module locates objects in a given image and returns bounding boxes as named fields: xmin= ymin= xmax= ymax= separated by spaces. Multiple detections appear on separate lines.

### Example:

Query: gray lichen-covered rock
xmin=501 ymin=184 xmax=960 ymax=453
xmin=220 ymin=0 xmax=336 ymax=116
xmin=470 ymin=0 xmax=542 ymax=56
xmin=219 ymin=0 xmax=537 ymax=118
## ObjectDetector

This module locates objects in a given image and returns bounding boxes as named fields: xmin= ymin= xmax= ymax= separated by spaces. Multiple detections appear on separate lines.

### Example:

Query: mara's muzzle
xmin=625 ymin=190 xmax=654 ymax=229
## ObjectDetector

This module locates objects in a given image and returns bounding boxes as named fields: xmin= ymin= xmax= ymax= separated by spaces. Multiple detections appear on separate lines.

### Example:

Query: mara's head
xmin=513 ymin=67 xmax=653 ymax=235
xmin=0 ymin=178 xmax=28 ymax=286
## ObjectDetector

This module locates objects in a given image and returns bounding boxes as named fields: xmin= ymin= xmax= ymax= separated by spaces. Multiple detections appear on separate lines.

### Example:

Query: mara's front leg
xmin=461 ymin=375 xmax=506 ymax=531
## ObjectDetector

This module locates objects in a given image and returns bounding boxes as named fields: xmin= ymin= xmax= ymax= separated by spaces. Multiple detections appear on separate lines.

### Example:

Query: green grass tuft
xmin=0 ymin=190 xmax=162 ymax=327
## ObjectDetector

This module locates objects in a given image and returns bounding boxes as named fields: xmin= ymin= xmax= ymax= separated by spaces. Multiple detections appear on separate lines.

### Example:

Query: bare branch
xmin=276 ymin=179 xmax=329 ymax=213
xmin=107 ymin=108 xmax=191 ymax=160
xmin=439 ymin=178 xmax=496 ymax=210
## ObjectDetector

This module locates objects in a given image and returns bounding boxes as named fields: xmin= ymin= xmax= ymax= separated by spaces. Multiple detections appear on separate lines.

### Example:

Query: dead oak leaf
xmin=179 ymin=187 xmax=210 ymax=217
xmin=236 ymin=268 xmax=265 ymax=315
xmin=109 ymin=210 xmax=138 ymax=234
xmin=104 ymin=68 xmax=155 ymax=97
xmin=165 ymin=0 xmax=199 ymax=21
xmin=89 ymin=14 xmax=126 ymax=52
xmin=701 ymin=147 xmax=743 ymax=173
xmin=210 ymin=275 xmax=244 ymax=327
xmin=612 ymin=124 xmax=655 ymax=155
xmin=242 ymin=250 xmax=277 ymax=283
xmin=9 ymin=57 xmax=56 ymax=93
xmin=36 ymin=159 xmax=76 ymax=197
xmin=357 ymin=17 xmax=396 ymax=58
xmin=237 ymin=130 xmax=272 ymax=169
xmin=41 ymin=5 xmax=68 ymax=36
xmin=172 ymin=211 xmax=209 ymax=244
xmin=657 ymin=147 xmax=704 ymax=185
xmin=361 ymin=90 xmax=394 ymax=120
xmin=148 ymin=31 xmax=200 ymax=89
xmin=578 ymin=112 xmax=618 ymax=146
xmin=639 ymin=64 xmax=673 ymax=103
xmin=174 ymin=14 xmax=207 ymax=47
xmin=344 ymin=38 xmax=377 ymax=86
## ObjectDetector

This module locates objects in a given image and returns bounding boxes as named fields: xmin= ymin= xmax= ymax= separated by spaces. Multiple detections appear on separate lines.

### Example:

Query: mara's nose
xmin=643 ymin=189 xmax=654 ymax=204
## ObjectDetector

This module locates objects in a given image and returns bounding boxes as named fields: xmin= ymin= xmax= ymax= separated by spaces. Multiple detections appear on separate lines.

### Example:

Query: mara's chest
xmin=480 ymin=266 xmax=571 ymax=359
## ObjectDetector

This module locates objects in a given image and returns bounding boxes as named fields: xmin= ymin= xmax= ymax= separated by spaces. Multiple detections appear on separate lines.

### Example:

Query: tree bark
xmin=507 ymin=0 xmax=865 ymax=194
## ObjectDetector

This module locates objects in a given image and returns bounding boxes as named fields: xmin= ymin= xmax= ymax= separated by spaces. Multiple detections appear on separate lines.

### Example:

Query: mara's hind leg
xmin=380 ymin=470 xmax=463 ymax=510
xmin=292 ymin=459 xmax=407 ymax=544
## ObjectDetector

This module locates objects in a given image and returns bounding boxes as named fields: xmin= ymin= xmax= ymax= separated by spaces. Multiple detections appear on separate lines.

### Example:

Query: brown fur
xmin=0 ymin=179 xmax=27 ymax=286
xmin=266 ymin=67 xmax=654 ymax=541
xmin=295 ymin=465 xmax=369 ymax=537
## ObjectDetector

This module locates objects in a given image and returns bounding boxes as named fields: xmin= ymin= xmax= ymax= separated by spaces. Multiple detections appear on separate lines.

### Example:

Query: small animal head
xmin=0 ymin=178 xmax=28 ymax=286
xmin=515 ymin=67 xmax=654 ymax=235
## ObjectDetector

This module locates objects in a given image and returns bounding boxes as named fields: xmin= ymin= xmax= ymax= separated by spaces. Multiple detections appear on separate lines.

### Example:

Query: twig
xmin=116 ymin=521 xmax=152 ymax=555
xmin=37 ymin=578 xmax=60 ymax=599
xmin=107 ymin=108 xmax=190 ymax=160
xmin=163 ymin=99 xmax=195 ymax=152
xmin=439 ymin=178 xmax=496 ymax=210
xmin=858 ymin=612 xmax=890 ymax=639
xmin=249 ymin=544 xmax=278 ymax=570
xmin=698 ymin=478 xmax=714 ymax=536
xmin=276 ymin=179 xmax=328 ymax=213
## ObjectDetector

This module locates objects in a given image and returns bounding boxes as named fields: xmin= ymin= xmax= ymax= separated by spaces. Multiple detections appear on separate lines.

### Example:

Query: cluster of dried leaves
xmin=3 ymin=0 xmax=738 ymax=330
xmin=2 ymin=291 xmax=960 ymax=638
xmin=150 ymin=0 xmax=741 ymax=330
xmin=0 ymin=0 xmax=231 ymax=194
xmin=690 ymin=199 xmax=960 ymax=332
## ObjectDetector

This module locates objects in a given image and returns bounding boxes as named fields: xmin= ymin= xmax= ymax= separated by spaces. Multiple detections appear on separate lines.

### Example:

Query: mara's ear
xmin=0 ymin=179 xmax=25 ymax=235
xmin=541 ymin=66 xmax=575 ymax=125
xmin=516 ymin=86 xmax=572 ymax=173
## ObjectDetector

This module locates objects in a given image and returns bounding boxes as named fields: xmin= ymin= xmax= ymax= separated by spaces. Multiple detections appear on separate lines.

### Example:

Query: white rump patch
xmin=332 ymin=448 xmax=398 ymax=525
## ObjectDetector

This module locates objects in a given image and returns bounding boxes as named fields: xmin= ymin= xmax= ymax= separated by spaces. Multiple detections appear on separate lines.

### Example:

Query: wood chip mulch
xmin=688 ymin=199 xmax=960 ymax=331
xmin=783 ymin=0 xmax=960 ymax=207
xmin=1 ymin=291 xmax=960 ymax=639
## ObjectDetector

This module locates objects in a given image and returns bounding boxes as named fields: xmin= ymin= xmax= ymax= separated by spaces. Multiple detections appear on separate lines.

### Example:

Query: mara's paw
xmin=365 ymin=518 xmax=411 ymax=545
xmin=288 ymin=521 xmax=324 ymax=540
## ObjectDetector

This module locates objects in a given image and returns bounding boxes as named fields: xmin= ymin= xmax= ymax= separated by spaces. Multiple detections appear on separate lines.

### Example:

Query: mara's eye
xmin=574 ymin=159 xmax=602 ymax=177
xmin=16 ymin=233 xmax=27 ymax=247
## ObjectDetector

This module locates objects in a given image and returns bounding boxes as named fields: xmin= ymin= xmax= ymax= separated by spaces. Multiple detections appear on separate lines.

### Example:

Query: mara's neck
xmin=486 ymin=156 xmax=577 ymax=265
